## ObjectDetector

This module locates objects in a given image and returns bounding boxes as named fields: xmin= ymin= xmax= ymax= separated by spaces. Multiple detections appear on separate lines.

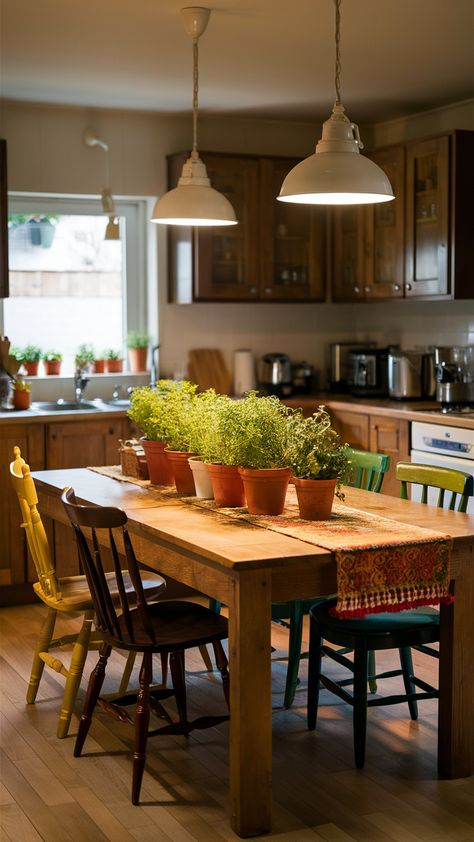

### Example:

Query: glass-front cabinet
xmin=366 ymin=145 xmax=405 ymax=298
xmin=331 ymin=206 xmax=365 ymax=300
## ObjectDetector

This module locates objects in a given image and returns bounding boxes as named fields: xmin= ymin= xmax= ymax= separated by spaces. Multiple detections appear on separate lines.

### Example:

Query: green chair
xmin=306 ymin=462 xmax=473 ymax=769
xmin=272 ymin=447 xmax=390 ymax=708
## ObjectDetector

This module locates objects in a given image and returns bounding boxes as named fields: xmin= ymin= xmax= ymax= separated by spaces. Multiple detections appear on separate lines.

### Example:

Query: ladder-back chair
xmin=61 ymin=486 xmax=230 ymax=806
xmin=9 ymin=446 xmax=166 ymax=738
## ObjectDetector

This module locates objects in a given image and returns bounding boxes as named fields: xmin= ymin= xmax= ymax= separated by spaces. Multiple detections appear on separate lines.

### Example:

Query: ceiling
xmin=2 ymin=0 xmax=473 ymax=124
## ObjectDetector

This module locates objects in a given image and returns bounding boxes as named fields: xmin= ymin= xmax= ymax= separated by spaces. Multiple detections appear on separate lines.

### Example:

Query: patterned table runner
xmin=88 ymin=466 xmax=453 ymax=618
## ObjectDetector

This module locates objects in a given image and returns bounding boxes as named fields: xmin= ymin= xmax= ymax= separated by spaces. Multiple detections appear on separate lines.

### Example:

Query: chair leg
xmin=198 ymin=644 xmax=214 ymax=672
xmin=399 ymin=646 xmax=418 ymax=720
xmin=212 ymin=640 xmax=230 ymax=710
xmin=27 ymin=607 xmax=57 ymax=704
xmin=169 ymin=650 xmax=187 ymax=725
xmin=368 ymin=650 xmax=377 ymax=694
xmin=353 ymin=642 xmax=369 ymax=769
xmin=159 ymin=652 xmax=168 ymax=687
xmin=132 ymin=651 xmax=152 ymax=806
xmin=284 ymin=601 xmax=304 ymax=709
xmin=307 ymin=616 xmax=322 ymax=731
xmin=117 ymin=651 xmax=137 ymax=697
xmin=74 ymin=642 xmax=111 ymax=757
xmin=57 ymin=613 xmax=93 ymax=739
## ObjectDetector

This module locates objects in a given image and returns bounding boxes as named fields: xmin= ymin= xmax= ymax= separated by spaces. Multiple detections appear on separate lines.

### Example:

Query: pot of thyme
xmin=159 ymin=380 xmax=199 ymax=494
xmin=75 ymin=343 xmax=95 ymax=373
xmin=104 ymin=348 xmax=123 ymax=373
xmin=12 ymin=379 xmax=31 ymax=410
xmin=286 ymin=406 xmax=351 ymax=520
xmin=186 ymin=389 xmax=230 ymax=499
xmin=18 ymin=345 xmax=42 ymax=376
xmin=127 ymin=331 xmax=149 ymax=373
xmin=42 ymin=349 xmax=62 ymax=376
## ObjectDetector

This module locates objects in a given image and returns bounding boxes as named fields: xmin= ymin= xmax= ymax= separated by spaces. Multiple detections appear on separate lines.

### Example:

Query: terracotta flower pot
xmin=189 ymin=457 xmax=214 ymax=499
xmin=13 ymin=389 xmax=31 ymax=410
xmin=23 ymin=361 xmax=39 ymax=376
xmin=43 ymin=360 xmax=61 ymax=375
xmin=165 ymin=449 xmax=196 ymax=495
xmin=293 ymin=477 xmax=337 ymax=521
xmin=128 ymin=347 xmax=148 ymax=373
xmin=140 ymin=438 xmax=174 ymax=486
xmin=239 ymin=467 xmax=292 ymax=516
xmin=93 ymin=359 xmax=106 ymax=374
xmin=207 ymin=464 xmax=246 ymax=508
xmin=105 ymin=359 xmax=123 ymax=373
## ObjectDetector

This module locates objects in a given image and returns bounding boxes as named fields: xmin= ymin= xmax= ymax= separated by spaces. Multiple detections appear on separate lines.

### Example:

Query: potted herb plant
xmin=92 ymin=353 xmax=106 ymax=374
xmin=186 ymin=389 xmax=230 ymax=499
xmin=75 ymin=344 xmax=95 ymax=372
xmin=12 ymin=379 xmax=31 ymax=410
xmin=286 ymin=406 xmax=351 ymax=520
xmin=127 ymin=331 xmax=149 ymax=373
xmin=42 ymin=350 xmax=62 ymax=376
xmin=104 ymin=349 xmax=123 ymax=373
xmin=18 ymin=345 xmax=42 ymax=376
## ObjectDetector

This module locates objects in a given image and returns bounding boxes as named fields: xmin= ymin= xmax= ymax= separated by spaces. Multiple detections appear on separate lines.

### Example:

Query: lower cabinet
xmin=46 ymin=418 xmax=130 ymax=469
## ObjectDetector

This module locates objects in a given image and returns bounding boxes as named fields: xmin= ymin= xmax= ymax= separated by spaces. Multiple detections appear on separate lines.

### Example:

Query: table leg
xmin=438 ymin=543 xmax=474 ymax=777
xmin=228 ymin=568 xmax=272 ymax=837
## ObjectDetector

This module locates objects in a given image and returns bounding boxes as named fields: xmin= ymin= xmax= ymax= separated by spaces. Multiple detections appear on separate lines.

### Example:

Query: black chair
xmin=306 ymin=462 xmax=474 ymax=769
xmin=61 ymin=487 xmax=229 ymax=805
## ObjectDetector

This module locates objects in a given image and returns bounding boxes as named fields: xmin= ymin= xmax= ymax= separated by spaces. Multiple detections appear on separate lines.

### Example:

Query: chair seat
xmin=104 ymin=599 xmax=229 ymax=652
xmin=34 ymin=570 xmax=166 ymax=612
xmin=310 ymin=597 xmax=440 ymax=635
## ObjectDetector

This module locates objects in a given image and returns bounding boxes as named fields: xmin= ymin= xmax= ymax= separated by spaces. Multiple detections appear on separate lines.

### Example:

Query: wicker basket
xmin=119 ymin=440 xmax=148 ymax=479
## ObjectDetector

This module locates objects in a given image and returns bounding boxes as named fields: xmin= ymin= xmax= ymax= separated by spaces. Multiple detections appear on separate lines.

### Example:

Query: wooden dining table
xmin=33 ymin=468 xmax=474 ymax=838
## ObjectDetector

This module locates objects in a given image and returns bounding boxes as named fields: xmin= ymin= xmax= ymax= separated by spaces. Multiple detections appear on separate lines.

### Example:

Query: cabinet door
xmin=405 ymin=136 xmax=450 ymax=297
xmin=365 ymin=146 xmax=405 ymax=299
xmin=329 ymin=409 xmax=370 ymax=450
xmin=332 ymin=206 xmax=366 ymax=301
xmin=259 ymin=158 xmax=326 ymax=301
xmin=46 ymin=419 xmax=128 ymax=469
xmin=0 ymin=423 xmax=45 ymax=584
xmin=369 ymin=414 xmax=409 ymax=497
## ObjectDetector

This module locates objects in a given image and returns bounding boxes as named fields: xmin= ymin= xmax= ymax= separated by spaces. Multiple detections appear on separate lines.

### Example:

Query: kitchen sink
xmin=31 ymin=400 xmax=102 ymax=412
xmin=102 ymin=399 xmax=131 ymax=408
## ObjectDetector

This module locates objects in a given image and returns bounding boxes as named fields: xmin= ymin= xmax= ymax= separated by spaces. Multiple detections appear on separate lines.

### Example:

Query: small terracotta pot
xmin=207 ymin=464 xmax=246 ymax=508
xmin=13 ymin=389 xmax=31 ymax=410
xmin=188 ymin=457 xmax=214 ymax=499
xmin=165 ymin=449 xmax=196 ymax=495
xmin=141 ymin=438 xmax=174 ymax=486
xmin=93 ymin=359 xmax=106 ymax=374
xmin=293 ymin=477 xmax=337 ymax=521
xmin=239 ymin=467 xmax=292 ymax=516
xmin=43 ymin=359 xmax=61 ymax=375
xmin=23 ymin=361 xmax=39 ymax=376
xmin=105 ymin=359 xmax=123 ymax=373
xmin=128 ymin=347 xmax=148 ymax=373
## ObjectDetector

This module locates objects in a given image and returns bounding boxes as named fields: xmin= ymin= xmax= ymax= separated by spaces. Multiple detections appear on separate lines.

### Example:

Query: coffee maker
xmin=434 ymin=346 xmax=474 ymax=407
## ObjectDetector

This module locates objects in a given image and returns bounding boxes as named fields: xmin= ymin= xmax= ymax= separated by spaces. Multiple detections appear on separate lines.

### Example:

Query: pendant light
xmin=151 ymin=7 xmax=237 ymax=227
xmin=84 ymin=130 xmax=120 ymax=239
xmin=278 ymin=0 xmax=394 ymax=206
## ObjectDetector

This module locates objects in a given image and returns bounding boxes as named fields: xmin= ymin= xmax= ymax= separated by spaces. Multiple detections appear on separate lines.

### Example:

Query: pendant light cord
xmin=192 ymin=37 xmax=199 ymax=156
xmin=334 ymin=0 xmax=341 ymax=106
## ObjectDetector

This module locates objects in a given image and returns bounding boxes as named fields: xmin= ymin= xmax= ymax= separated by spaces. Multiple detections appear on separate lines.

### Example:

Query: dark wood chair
xmin=306 ymin=462 xmax=474 ymax=769
xmin=61 ymin=486 xmax=229 ymax=805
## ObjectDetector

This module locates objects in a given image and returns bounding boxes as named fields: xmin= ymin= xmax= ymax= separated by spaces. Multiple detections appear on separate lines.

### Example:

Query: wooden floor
xmin=1 ymin=603 xmax=473 ymax=842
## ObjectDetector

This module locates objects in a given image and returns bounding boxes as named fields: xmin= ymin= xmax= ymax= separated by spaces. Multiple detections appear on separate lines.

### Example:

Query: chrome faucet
xmin=74 ymin=370 xmax=90 ymax=403
xmin=150 ymin=344 xmax=160 ymax=387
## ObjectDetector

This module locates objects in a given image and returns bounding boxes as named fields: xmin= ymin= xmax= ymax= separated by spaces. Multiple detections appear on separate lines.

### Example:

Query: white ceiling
xmin=2 ymin=0 xmax=474 ymax=124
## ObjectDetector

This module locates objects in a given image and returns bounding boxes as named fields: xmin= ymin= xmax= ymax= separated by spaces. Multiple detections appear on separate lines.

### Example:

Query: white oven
xmin=411 ymin=421 xmax=474 ymax=514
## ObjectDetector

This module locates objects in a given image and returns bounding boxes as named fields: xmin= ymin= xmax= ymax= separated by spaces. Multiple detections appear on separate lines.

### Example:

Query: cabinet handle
xmin=353 ymin=285 xmax=360 ymax=294
xmin=264 ymin=287 xmax=273 ymax=294
xmin=393 ymin=284 xmax=401 ymax=292
xmin=364 ymin=286 xmax=372 ymax=294
xmin=51 ymin=433 xmax=57 ymax=440
xmin=250 ymin=286 xmax=258 ymax=294
xmin=108 ymin=428 xmax=115 ymax=435
xmin=405 ymin=283 xmax=412 ymax=292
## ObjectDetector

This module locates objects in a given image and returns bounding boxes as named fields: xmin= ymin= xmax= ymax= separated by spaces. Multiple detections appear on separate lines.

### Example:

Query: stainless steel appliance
xmin=388 ymin=350 xmax=436 ymax=399
xmin=329 ymin=342 xmax=375 ymax=391
xmin=291 ymin=361 xmax=315 ymax=395
xmin=434 ymin=346 xmax=474 ymax=406
xmin=349 ymin=347 xmax=390 ymax=397
xmin=259 ymin=352 xmax=292 ymax=397
xmin=411 ymin=420 xmax=474 ymax=514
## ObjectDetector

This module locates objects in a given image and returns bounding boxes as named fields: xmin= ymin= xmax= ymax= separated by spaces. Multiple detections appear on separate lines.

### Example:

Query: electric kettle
xmin=258 ymin=353 xmax=292 ymax=397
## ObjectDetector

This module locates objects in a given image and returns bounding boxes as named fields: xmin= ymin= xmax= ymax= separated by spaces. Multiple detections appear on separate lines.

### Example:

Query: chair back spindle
xmin=347 ymin=448 xmax=390 ymax=493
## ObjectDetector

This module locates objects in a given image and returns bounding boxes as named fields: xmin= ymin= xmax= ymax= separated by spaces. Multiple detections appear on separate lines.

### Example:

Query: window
xmin=1 ymin=195 xmax=149 ymax=375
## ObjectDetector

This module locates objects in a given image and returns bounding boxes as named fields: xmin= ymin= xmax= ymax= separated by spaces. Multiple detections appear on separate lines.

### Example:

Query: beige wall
xmin=1 ymin=99 xmax=473 ymax=387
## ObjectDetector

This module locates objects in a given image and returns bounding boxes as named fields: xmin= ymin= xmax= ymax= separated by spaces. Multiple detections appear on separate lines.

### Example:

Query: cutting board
xmin=188 ymin=349 xmax=232 ymax=395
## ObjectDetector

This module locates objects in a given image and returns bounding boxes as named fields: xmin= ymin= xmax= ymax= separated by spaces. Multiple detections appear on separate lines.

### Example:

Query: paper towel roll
xmin=233 ymin=350 xmax=256 ymax=396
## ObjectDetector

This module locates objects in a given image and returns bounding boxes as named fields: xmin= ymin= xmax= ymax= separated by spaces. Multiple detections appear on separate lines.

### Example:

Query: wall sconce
xmin=84 ymin=130 xmax=120 ymax=239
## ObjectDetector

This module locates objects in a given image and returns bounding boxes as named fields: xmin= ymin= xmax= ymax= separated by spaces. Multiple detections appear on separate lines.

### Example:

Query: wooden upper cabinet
xmin=365 ymin=145 xmax=405 ymax=299
xmin=167 ymin=151 xmax=326 ymax=303
xmin=331 ymin=206 xmax=366 ymax=301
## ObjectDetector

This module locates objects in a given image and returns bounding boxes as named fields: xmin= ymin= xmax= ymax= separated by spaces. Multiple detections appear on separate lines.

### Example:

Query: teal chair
xmin=307 ymin=462 xmax=473 ymax=769
xmin=273 ymin=448 xmax=390 ymax=708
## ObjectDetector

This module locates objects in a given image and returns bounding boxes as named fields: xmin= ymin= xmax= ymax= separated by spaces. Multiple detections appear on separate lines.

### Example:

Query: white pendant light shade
xmin=279 ymin=104 xmax=394 ymax=205
xmin=151 ymin=7 xmax=237 ymax=227
xmin=151 ymin=152 xmax=237 ymax=226
xmin=278 ymin=1 xmax=394 ymax=207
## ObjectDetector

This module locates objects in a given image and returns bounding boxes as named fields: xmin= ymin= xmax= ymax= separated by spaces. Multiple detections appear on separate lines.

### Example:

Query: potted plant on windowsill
xmin=12 ymin=379 xmax=31 ymax=410
xmin=127 ymin=331 xmax=149 ymax=373
xmin=42 ymin=350 xmax=62 ymax=376
xmin=75 ymin=344 xmax=95 ymax=373
xmin=286 ymin=406 xmax=352 ymax=520
xmin=104 ymin=349 xmax=123 ymax=373
xmin=17 ymin=345 xmax=42 ymax=376
xmin=93 ymin=352 xmax=107 ymax=374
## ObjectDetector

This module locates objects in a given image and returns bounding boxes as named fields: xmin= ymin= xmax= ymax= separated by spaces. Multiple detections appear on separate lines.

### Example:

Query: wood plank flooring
xmin=1 ymin=603 xmax=473 ymax=841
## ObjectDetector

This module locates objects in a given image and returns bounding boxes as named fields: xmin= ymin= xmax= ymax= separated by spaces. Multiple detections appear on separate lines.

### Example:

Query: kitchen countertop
xmin=0 ymin=400 xmax=129 ymax=425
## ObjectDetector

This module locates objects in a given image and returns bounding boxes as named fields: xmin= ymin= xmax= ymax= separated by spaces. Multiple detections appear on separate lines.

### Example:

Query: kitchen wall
xmin=1 ymin=98 xmax=473 ymax=389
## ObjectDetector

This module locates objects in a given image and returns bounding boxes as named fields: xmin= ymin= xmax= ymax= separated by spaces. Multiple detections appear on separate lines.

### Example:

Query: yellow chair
xmin=9 ymin=446 xmax=166 ymax=738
